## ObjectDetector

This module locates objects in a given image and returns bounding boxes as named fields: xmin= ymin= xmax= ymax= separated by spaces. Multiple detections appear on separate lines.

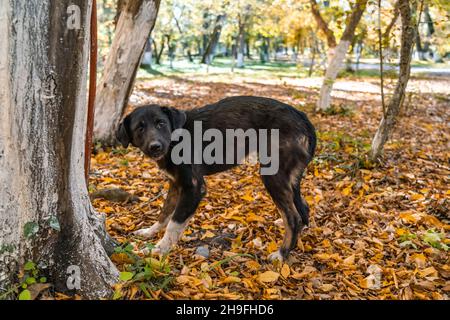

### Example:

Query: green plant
xmin=398 ymin=232 xmax=418 ymax=249
xmin=0 ymin=261 xmax=50 ymax=300
xmin=119 ymin=159 xmax=129 ymax=166
xmin=113 ymin=243 xmax=173 ymax=300
xmin=323 ymin=104 xmax=354 ymax=117
xmin=421 ymin=229 xmax=448 ymax=251
xmin=111 ymin=148 xmax=129 ymax=156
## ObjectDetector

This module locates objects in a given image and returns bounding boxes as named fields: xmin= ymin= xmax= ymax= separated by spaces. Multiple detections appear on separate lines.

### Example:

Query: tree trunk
xmin=415 ymin=30 xmax=425 ymax=60
xmin=309 ymin=33 xmax=318 ymax=77
xmin=370 ymin=0 xmax=416 ymax=160
xmin=0 ymin=0 xmax=119 ymax=299
xmin=246 ymin=37 xmax=251 ymax=59
xmin=141 ymin=37 xmax=153 ymax=67
xmin=236 ymin=19 xmax=245 ymax=68
xmin=93 ymin=0 xmax=161 ymax=146
xmin=201 ymin=15 xmax=225 ymax=65
xmin=316 ymin=0 xmax=368 ymax=111
xmin=155 ymin=36 xmax=165 ymax=64
xmin=355 ymin=40 xmax=363 ymax=72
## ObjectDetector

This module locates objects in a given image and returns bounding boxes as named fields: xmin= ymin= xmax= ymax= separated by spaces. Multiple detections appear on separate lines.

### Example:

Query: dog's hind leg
xmin=292 ymin=172 xmax=310 ymax=227
xmin=261 ymin=174 xmax=302 ymax=262
xmin=133 ymin=182 xmax=179 ymax=239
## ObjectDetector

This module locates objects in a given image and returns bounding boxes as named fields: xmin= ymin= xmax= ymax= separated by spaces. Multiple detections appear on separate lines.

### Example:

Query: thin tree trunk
xmin=246 ymin=37 xmax=251 ymax=59
xmin=93 ymin=0 xmax=161 ymax=146
xmin=201 ymin=15 xmax=225 ymax=65
xmin=316 ymin=0 xmax=368 ymax=111
xmin=155 ymin=36 xmax=165 ymax=64
xmin=0 ymin=0 xmax=118 ymax=299
xmin=370 ymin=0 xmax=417 ymax=160
xmin=383 ymin=0 xmax=400 ymax=47
xmin=236 ymin=18 xmax=245 ymax=68
xmin=309 ymin=35 xmax=318 ymax=77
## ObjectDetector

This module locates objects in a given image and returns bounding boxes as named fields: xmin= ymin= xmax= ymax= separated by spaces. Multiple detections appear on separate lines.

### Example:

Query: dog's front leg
xmin=154 ymin=178 xmax=205 ymax=255
xmin=133 ymin=182 xmax=179 ymax=239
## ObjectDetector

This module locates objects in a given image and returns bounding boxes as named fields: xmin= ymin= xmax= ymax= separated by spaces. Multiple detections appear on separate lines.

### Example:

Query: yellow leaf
xmin=245 ymin=260 xmax=261 ymax=271
xmin=313 ymin=253 xmax=341 ymax=262
xmin=291 ymin=266 xmax=316 ymax=279
xmin=247 ymin=212 xmax=266 ymax=223
xmin=103 ymin=207 xmax=114 ymax=214
xmin=241 ymin=192 xmax=254 ymax=202
xmin=396 ymin=228 xmax=408 ymax=236
xmin=342 ymin=186 xmax=352 ymax=196
xmin=418 ymin=267 xmax=438 ymax=278
xmin=258 ymin=271 xmax=280 ymax=283
xmin=359 ymin=275 xmax=378 ymax=289
xmin=201 ymin=230 xmax=215 ymax=240
xmin=201 ymin=223 xmax=216 ymax=230
xmin=281 ymin=264 xmax=290 ymax=278
xmin=267 ymin=241 xmax=278 ymax=254
xmin=222 ymin=276 xmax=241 ymax=284
xmin=314 ymin=167 xmax=320 ymax=177
xmin=319 ymin=284 xmax=334 ymax=292
xmin=411 ymin=193 xmax=424 ymax=201
xmin=410 ymin=253 xmax=427 ymax=268
xmin=399 ymin=211 xmax=422 ymax=224
xmin=335 ymin=168 xmax=345 ymax=174
xmin=343 ymin=255 xmax=355 ymax=265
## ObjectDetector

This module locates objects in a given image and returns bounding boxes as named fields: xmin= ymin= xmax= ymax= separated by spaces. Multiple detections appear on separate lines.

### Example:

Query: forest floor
xmin=90 ymin=61 xmax=449 ymax=300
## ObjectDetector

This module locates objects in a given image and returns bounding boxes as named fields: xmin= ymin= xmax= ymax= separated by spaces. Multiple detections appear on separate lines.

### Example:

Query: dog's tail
xmin=290 ymin=107 xmax=317 ymax=162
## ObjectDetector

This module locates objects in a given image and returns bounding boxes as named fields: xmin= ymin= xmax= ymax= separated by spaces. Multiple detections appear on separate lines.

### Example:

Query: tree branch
xmin=309 ymin=0 xmax=337 ymax=48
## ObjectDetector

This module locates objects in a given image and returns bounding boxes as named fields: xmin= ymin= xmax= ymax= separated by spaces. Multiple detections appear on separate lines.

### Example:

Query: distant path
xmin=351 ymin=62 xmax=450 ymax=77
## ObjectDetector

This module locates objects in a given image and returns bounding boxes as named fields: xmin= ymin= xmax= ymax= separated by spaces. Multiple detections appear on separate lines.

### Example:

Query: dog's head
xmin=116 ymin=105 xmax=186 ymax=160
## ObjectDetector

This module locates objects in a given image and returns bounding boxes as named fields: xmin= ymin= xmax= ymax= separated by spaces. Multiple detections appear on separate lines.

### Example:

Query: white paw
xmin=153 ymin=239 xmax=171 ymax=256
xmin=133 ymin=228 xmax=156 ymax=239
xmin=133 ymin=222 xmax=162 ymax=239
xmin=268 ymin=250 xmax=284 ymax=263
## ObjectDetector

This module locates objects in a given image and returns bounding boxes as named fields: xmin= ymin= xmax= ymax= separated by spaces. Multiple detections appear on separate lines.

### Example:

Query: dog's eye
xmin=137 ymin=123 xmax=145 ymax=133
xmin=156 ymin=120 xmax=166 ymax=129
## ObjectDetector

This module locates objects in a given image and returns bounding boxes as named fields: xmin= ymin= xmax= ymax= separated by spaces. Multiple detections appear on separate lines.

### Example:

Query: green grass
xmin=137 ymin=57 xmax=317 ymax=81
xmin=136 ymin=56 xmax=448 ymax=82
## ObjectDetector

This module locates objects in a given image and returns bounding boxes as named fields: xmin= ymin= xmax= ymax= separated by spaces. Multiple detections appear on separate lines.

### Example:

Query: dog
xmin=116 ymin=96 xmax=316 ymax=261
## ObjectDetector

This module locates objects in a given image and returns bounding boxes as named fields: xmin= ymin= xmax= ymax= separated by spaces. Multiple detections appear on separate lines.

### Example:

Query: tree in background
xmin=94 ymin=0 xmax=161 ymax=146
xmin=370 ymin=0 xmax=418 ymax=160
xmin=0 ymin=0 xmax=118 ymax=298
xmin=313 ymin=0 xmax=369 ymax=111
xmin=202 ymin=14 xmax=226 ymax=64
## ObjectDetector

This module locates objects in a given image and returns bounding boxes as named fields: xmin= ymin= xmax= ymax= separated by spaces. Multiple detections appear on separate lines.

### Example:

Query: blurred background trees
xmin=94 ymin=0 xmax=449 ymax=158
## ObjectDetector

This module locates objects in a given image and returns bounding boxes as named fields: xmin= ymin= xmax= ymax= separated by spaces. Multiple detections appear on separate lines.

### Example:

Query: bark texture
xmin=370 ymin=0 xmax=416 ymax=160
xmin=93 ymin=0 xmax=161 ymax=146
xmin=316 ymin=0 xmax=368 ymax=111
xmin=0 ymin=0 xmax=118 ymax=299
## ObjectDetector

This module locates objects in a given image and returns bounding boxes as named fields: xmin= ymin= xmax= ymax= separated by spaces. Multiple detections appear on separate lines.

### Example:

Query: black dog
xmin=117 ymin=96 xmax=316 ymax=261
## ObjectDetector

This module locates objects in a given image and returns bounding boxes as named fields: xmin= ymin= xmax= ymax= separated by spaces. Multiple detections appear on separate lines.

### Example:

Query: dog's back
xmin=184 ymin=95 xmax=316 ymax=165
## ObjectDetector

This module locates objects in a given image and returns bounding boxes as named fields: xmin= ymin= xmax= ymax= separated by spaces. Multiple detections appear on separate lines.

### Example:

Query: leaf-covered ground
xmin=90 ymin=70 xmax=449 ymax=300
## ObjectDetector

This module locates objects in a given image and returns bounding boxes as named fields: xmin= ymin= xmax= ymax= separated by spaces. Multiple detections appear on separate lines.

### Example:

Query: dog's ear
xmin=116 ymin=116 xmax=131 ymax=148
xmin=161 ymin=107 xmax=187 ymax=130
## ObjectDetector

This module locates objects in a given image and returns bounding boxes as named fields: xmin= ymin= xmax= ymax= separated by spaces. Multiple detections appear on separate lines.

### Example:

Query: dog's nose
xmin=149 ymin=142 xmax=163 ymax=153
